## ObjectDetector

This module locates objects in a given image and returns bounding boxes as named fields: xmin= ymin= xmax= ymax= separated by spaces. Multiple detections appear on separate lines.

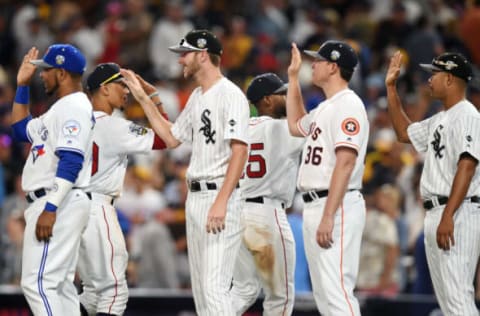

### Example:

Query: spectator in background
xmin=149 ymin=0 xmax=193 ymax=79
xmin=96 ymin=1 xmax=124 ymax=65
xmin=357 ymin=184 xmax=401 ymax=297
xmin=119 ymin=0 xmax=154 ymax=73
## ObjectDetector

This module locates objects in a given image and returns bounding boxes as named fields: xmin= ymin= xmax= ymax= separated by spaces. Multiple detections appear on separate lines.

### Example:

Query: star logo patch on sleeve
xmin=341 ymin=118 xmax=360 ymax=136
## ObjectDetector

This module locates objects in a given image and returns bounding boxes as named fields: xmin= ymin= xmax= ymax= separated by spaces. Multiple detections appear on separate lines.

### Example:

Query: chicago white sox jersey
xmin=240 ymin=116 xmax=305 ymax=207
xmin=407 ymin=100 xmax=480 ymax=198
xmin=296 ymin=88 xmax=369 ymax=191
xmin=171 ymin=77 xmax=249 ymax=181
xmin=22 ymin=92 xmax=94 ymax=191
xmin=83 ymin=111 xmax=157 ymax=197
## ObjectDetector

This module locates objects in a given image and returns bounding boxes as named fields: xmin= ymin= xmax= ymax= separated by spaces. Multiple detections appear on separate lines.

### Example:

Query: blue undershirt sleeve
xmin=11 ymin=115 xmax=32 ymax=142
xmin=55 ymin=150 xmax=84 ymax=182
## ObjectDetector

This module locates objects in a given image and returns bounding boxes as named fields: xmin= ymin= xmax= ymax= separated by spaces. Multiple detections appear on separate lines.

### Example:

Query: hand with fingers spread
xmin=18 ymin=47 xmax=39 ymax=86
xmin=206 ymin=201 xmax=227 ymax=234
xmin=119 ymin=69 xmax=148 ymax=101
xmin=385 ymin=51 xmax=403 ymax=87
xmin=316 ymin=214 xmax=334 ymax=249
xmin=287 ymin=43 xmax=302 ymax=79
xmin=437 ymin=215 xmax=455 ymax=251
xmin=135 ymin=74 xmax=158 ymax=96
xmin=35 ymin=211 xmax=56 ymax=242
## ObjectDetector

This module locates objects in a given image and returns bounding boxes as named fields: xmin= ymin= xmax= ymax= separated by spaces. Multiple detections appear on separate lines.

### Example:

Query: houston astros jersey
xmin=83 ymin=111 xmax=158 ymax=197
xmin=407 ymin=100 xmax=480 ymax=198
xmin=22 ymin=92 xmax=94 ymax=191
xmin=171 ymin=77 xmax=250 ymax=181
xmin=296 ymin=88 xmax=369 ymax=191
xmin=240 ymin=116 xmax=305 ymax=207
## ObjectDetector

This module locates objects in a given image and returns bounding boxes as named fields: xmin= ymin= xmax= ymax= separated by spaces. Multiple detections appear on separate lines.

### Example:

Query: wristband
xmin=45 ymin=202 xmax=58 ymax=213
xmin=148 ymin=91 xmax=159 ymax=99
xmin=155 ymin=101 xmax=163 ymax=106
xmin=15 ymin=86 xmax=30 ymax=104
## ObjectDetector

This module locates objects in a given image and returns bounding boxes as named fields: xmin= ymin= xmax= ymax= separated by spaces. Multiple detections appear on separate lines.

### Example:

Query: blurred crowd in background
xmin=1 ymin=0 xmax=480 ymax=303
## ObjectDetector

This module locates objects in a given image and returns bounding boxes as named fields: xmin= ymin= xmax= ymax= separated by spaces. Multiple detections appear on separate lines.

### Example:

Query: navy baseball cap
xmin=169 ymin=29 xmax=223 ymax=56
xmin=86 ymin=63 xmax=123 ymax=91
xmin=420 ymin=52 xmax=473 ymax=82
xmin=246 ymin=73 xmax=288 ymax=104
xmin=31 ymin=44 xmax=86 ymax=75
xmin=304 ymin=40 xmax=358 ymax=71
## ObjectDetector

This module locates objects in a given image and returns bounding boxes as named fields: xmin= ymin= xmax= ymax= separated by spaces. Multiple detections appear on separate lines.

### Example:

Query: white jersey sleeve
xmin=452 ymin=115 xmax=480 ymax=161
xmin=222 ymin=88 xmax=250 ymax=144
xmin=332 ymin=98 xmax=368 ymax=153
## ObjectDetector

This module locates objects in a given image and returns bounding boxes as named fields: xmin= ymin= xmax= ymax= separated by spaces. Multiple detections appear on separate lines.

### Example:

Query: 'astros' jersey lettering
xmin=22 ymin=92 xmax=94 ymax=191
xmin=408 ymin=100 xmax=480 ymax=198
xmin=241 ymin=117 xmax=304 ymax=207
xmin=171 ymin=77 xmax=249 ymax=181
xmin=83 ymin=111 xmax=157 ymax=196
xmin=296 ymin=89 xmax=369 ymax=191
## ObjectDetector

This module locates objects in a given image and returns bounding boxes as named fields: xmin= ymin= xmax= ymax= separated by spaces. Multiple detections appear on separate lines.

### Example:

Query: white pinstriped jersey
xmin=22 ymin=92 xmax=94 ymax=191
xmin=83 ymin=111 xmax=157 ymax=197
xmin=296 ymin=89 xmax=369 ymax=191
xmin=407 ymin=100 xmax=480 ymax=199
xmin=240 ymin=116 xmax=305 ymax=208
xmin=171 ymin=77 xmax=250 ymax=181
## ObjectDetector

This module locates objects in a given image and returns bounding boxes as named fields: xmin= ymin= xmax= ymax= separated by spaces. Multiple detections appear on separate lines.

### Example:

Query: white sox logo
xmin=431 ymin=124 xmax=445 ymax=158
xmin=199 ymin=109 xmax=216 ymax=144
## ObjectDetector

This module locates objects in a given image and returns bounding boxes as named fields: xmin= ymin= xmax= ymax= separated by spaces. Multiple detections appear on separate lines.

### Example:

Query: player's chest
xmin=427 ymin=119 xmax=453 ymax=160
xmin=191 ymin=103 xmax=223 ymax=144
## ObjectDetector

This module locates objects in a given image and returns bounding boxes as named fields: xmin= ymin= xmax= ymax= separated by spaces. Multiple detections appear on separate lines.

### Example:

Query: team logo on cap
xmin=197 ymin=38 xmax=207 ymax=49
xmin=330 ymin=50 xmax=340 ymax=61
xmin=341 ymin=118 xmax=360 ymax=136
xmin=434 ymin=59 xmax=458 ymax=70
xmin=55 ymin=54 xmax=66 ymax=66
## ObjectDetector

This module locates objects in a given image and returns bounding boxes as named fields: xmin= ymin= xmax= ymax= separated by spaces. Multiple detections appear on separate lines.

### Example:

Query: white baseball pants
xmin=21 ymin=189 xmax=90 ymax=316
xmin=303 ymin=190 xmax=365 ymax=316
xmin=186 ymin=188 xmax=243 ymax=316
xmin=424 ymin=201 xmax=480 ymax=316
xmin=78 ymin=193 xmax=128 ymax=316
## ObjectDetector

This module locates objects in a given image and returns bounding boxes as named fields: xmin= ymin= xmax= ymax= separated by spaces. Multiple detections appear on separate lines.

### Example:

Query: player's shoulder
xmin=249 ymin=116 xmax=273 ymax=126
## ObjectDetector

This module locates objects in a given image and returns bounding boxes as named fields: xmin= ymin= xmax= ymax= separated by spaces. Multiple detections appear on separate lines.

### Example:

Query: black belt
xmin=423 ymin=196 xmax=480 ymax=210
xmin=85 ymin=192 xmax=114 ymax=205
xmin=25 ymin=187 xmax=92 ymax=203
xmin=25 ymin=188 xmax=47 ymax=203
xmin=188 ymin=181 xmax=217 ymax=192
xmin=188 ymin=181 xmax=239 ymax=192
xmin=245 ymin=196 xmax=285 ymax=209
xmin=302 ymin=189 xmax=358 ymax=203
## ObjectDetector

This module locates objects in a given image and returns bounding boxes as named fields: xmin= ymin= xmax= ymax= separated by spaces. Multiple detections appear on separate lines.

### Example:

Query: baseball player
xmin=11 ymin=44 xmax=94 ymax=315
xmin=286 ymin=41 xmax=369 ymax=315
xmin=386 ymin=51 xmax=480 ymax=315
xmin=77 ymin=63 xmax=168 ymax=316
xmin=230 ymin=73 xmax=304 ymax=315
xmin=121 ymin=29 xmax=249 ymax=315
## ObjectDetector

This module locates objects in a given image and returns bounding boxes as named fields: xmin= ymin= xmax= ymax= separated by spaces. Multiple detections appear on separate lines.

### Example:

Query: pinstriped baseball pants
xmin=186 ymin=188 xmax=243 ymax=316
xmin=424 ymin=202 xmax=480 ymax=316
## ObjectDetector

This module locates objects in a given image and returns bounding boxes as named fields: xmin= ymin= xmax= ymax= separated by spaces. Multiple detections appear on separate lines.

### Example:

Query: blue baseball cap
xmin=31 ymin=44 xmax=86 ymax=75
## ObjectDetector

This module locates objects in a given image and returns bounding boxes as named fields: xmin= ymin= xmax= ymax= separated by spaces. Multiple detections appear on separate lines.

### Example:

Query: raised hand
xmin=385 ymin=51 xmax=403 ymax=87
xmin=135 ymin=74 xmax=158 ymax=96
xmin=120 ymin=69 xmax=148 ymax=101
xmin=287 ymin=43 xmax=302 ymax=79
xmin=18 ymin=47 xmax=39 ymax=86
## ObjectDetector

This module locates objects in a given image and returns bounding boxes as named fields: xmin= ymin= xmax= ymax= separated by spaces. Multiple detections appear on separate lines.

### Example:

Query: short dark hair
xmin=340 ymin=68 xmax=354 ymax=82
xmin=208 ymin=53 xmax=221 ymax=67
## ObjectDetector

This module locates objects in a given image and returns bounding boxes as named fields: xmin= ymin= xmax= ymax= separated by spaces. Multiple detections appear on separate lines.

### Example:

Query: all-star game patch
xmin=129 ymin=123 xmax=148 ymax=136
xmin=341 ymin=118 xmax=360 ymax=136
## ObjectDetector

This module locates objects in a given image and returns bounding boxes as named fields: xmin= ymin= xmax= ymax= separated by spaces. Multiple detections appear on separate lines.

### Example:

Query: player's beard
xmin=45 ymin=78 xmax=59 ymax=96
xmin=274 ymin=103 xmax=287 ymax=118
xmin=183 ymin=58 xmax=200 ymax=79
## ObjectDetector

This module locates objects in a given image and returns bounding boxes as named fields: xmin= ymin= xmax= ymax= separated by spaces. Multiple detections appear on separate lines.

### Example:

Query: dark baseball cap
xmin=303 ymin=40 xmax=358 ymax=71
xmin=246 ymin=73 xmax=288 ymax=104
xmin=420 ymin=52 xmax=473 ymax=82
xmin=30 ymin=44 xmax=86 ymax=74
xmin=86 ymin=63 xmax=123 ymax=91
xmin=169 ymin=29 xmax=223 ymax=56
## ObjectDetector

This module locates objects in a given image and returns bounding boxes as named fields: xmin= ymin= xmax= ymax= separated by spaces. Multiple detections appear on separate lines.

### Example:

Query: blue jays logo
xmin=62 ymin=120 xmax=81 ymax=137
xmin=31 ymin=144 xmax=45 ymax=163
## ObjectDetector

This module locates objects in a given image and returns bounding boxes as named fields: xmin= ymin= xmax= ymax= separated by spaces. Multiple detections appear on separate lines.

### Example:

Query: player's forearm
xmin=137 ymin=95 xmax=180 ymax=148
xmin=286 ymin=76 xmax=306 ymax=137
xmin=386 ymin=85 xmax=412 ymax=143
xmin=443 ymin=154 xmax=478 ymax=218
xmin=323 ymin=149 xmax=356 ymax=217
xmin=381 ymin=245 xmax=399 ymax=284
xmin=216 ymin=140 xmax=248 ymax=204
xmin=12 ymin=86 xmax=31 ymax=123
